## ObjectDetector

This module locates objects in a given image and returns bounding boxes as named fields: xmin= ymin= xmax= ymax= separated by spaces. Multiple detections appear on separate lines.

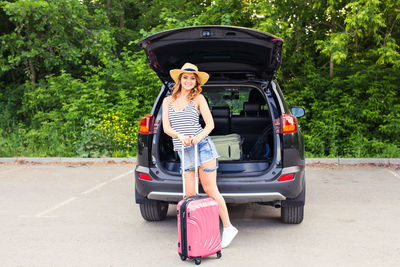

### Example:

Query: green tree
xmin=0 ymin=0 xmax=116 ymax=83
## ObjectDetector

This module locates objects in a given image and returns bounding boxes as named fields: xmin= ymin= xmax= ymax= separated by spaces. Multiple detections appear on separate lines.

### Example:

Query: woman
xmin=162 ymin=62 xmax=238 ymax=249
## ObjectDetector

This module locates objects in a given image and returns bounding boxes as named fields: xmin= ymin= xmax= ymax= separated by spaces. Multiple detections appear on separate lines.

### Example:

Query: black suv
xmin=135 ymin=26 xmax=306 ymax=224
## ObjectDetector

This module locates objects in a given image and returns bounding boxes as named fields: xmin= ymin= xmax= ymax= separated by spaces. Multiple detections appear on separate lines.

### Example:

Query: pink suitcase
xmin=177 ymin=144 xmax=221 ymax=265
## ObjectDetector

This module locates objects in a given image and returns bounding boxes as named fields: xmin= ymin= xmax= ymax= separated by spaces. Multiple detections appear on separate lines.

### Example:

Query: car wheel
xmin=281 ymin=205 xmax=304 ymax=224
xmin=139 ymin=201 xmax=168 ymax=221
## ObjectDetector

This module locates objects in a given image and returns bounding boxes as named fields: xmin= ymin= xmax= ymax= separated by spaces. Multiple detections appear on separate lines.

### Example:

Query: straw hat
xmin=170 ymin=63 xmax=209 ymax=85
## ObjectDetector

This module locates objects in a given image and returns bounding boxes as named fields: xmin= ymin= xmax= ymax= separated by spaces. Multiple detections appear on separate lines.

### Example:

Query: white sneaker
xmin=221 ymin=225 xmax=238 ymax=249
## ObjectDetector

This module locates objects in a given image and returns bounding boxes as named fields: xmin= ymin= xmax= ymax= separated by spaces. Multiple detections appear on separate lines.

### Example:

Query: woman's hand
xmin=178 ymin=134 xmax=192 ymax=146
xmin=191 ymin=135 xmax=202 ymax=145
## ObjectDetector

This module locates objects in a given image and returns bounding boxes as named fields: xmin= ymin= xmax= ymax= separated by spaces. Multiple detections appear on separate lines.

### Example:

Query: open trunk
xmin=157 ymin=84 xmax=276 ymax=174
xmin=138 ymin=26 xmax=283 ymax=83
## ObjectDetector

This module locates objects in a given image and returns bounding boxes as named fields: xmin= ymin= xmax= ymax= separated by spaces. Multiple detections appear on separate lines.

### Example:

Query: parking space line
xmin=110 ymin=170 xmax=135 ymax=181
xmin=387 ymin=169 xmax=400 ymax=180
xmin=24 ymin=169 xmax=134 ymax=218
xmin=80 ymin=182 xmax=108 ymax=195
xmin=80 ymin=170 xmax=134 ymax=195
xmin=35 ymin=197 xmax=78 ymax=217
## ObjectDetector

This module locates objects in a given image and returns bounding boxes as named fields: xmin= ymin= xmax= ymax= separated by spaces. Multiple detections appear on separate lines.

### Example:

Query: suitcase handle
xmin=181 ymin=143 xmax=198 ymax=197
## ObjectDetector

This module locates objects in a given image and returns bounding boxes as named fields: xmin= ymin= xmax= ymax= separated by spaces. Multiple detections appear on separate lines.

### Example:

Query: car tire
xmin=139 ymin=201 xmax=168 ymax=221
xmin=281 ymin=205 xmax=304 ymax=224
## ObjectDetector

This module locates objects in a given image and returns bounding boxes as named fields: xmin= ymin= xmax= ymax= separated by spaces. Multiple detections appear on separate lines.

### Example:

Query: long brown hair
xmin=171 ymin=73 xmax=203 ymax=101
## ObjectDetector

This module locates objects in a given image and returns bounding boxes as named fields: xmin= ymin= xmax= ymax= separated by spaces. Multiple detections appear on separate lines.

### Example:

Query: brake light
xmin=281 ymin=113 xmax=297 ymax=133
xmin=138 ymin=173 xmax=152 ymax=181
xmin=278 ymin=173 xmax=295 ymax=182
xmin=138 ymin=115 xmax=154 ymax=134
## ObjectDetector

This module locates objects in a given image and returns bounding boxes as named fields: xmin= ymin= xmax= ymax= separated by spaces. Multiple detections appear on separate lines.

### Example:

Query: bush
xmin=0 ymin=50 xmax=161 ymax=157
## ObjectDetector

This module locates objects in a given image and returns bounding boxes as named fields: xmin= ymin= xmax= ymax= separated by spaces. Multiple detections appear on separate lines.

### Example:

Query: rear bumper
xmin=135 ymin=165 xmax=305 ymax=204
xmin=147 ymin=191 xmax=286 ymax=203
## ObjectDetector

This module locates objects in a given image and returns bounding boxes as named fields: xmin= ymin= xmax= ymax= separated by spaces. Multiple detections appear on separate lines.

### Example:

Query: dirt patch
xmin=306 ymin=162 xmax=400 ymax=170
xmin=0 ymin=160 xmax=136 ymax=166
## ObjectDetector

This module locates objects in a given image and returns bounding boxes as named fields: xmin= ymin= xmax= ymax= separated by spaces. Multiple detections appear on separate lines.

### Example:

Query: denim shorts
xmin=177 ymin=136 xmax=219 ymax=173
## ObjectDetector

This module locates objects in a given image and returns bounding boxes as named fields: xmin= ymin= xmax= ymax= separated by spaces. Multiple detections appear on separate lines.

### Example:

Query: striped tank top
xmin=168 ymin=98 xmax=203 ymax=151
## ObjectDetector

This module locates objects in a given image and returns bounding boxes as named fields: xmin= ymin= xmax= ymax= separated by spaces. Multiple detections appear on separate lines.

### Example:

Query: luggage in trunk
xmin=210 ymin=134 xmax=243 ymax=161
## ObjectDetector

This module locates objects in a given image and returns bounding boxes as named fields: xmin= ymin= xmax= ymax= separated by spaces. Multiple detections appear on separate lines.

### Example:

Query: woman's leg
xmin=184 ymin=170 xmax=196 ymax=197
xmin=199 ymin=158 xmax=238 ymax=248
xmin=198 ymin=158 xmax=231 ymax=228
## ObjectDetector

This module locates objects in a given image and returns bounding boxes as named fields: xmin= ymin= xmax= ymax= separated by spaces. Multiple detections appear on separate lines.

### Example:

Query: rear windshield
xmin=202 ymin=86 xmax=268 ymax=115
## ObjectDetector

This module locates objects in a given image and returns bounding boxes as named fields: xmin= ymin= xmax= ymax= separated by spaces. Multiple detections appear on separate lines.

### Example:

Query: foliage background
xmin=0 ymin=0 xmax=399 ymax=158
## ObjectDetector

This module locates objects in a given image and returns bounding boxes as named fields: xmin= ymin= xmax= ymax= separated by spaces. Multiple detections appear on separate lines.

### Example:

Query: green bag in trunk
xmin=210 ymin=134 xmax=243 ymax=161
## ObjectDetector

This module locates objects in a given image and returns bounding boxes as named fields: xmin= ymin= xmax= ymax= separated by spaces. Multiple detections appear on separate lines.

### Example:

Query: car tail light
xmin=278 ymin=173 xmax=295 ymax=182
xmin=138 ymin=115 xmax=154 ymax=134
xmin=281 ymin=113 xmax=297 ymax=133
xmin=138 ymin=173 xmax=152 ymax=181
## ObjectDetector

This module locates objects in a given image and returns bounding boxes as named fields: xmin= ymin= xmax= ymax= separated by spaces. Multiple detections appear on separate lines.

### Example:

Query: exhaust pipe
xmin=273 ymin=200 xmax=282 ymax=208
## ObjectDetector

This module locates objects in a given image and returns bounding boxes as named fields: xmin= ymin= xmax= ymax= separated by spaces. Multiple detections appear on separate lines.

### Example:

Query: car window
xmin=202 ymin=86 xmax=268 ymax=115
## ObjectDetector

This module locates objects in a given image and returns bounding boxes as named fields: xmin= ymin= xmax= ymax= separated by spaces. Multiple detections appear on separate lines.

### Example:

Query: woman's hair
xmin=171 ymin=73 xmax=203 ymax=101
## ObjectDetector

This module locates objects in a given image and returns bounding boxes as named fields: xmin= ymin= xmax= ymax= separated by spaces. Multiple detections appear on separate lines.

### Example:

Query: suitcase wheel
xmin=217 ymin=251 xmax=222 ymax=259
xmin=179 ymin=253 xmax=186 ymax=261
xmin=194 ymin=258 xmax=201 ymax=265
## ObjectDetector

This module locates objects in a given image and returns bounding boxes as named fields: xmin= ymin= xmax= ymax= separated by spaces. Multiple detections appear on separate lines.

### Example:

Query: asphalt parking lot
xmin=0 ymin=164 xmax=399 ymax=267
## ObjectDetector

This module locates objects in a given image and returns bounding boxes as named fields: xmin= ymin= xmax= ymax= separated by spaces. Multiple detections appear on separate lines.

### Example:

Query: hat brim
xmin=170 ymin=69 xmax=209 ymax=86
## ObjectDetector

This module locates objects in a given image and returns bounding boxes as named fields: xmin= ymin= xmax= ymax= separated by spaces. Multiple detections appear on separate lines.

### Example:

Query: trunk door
xmin=137 ymin=26 xmax=283 ymax=83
